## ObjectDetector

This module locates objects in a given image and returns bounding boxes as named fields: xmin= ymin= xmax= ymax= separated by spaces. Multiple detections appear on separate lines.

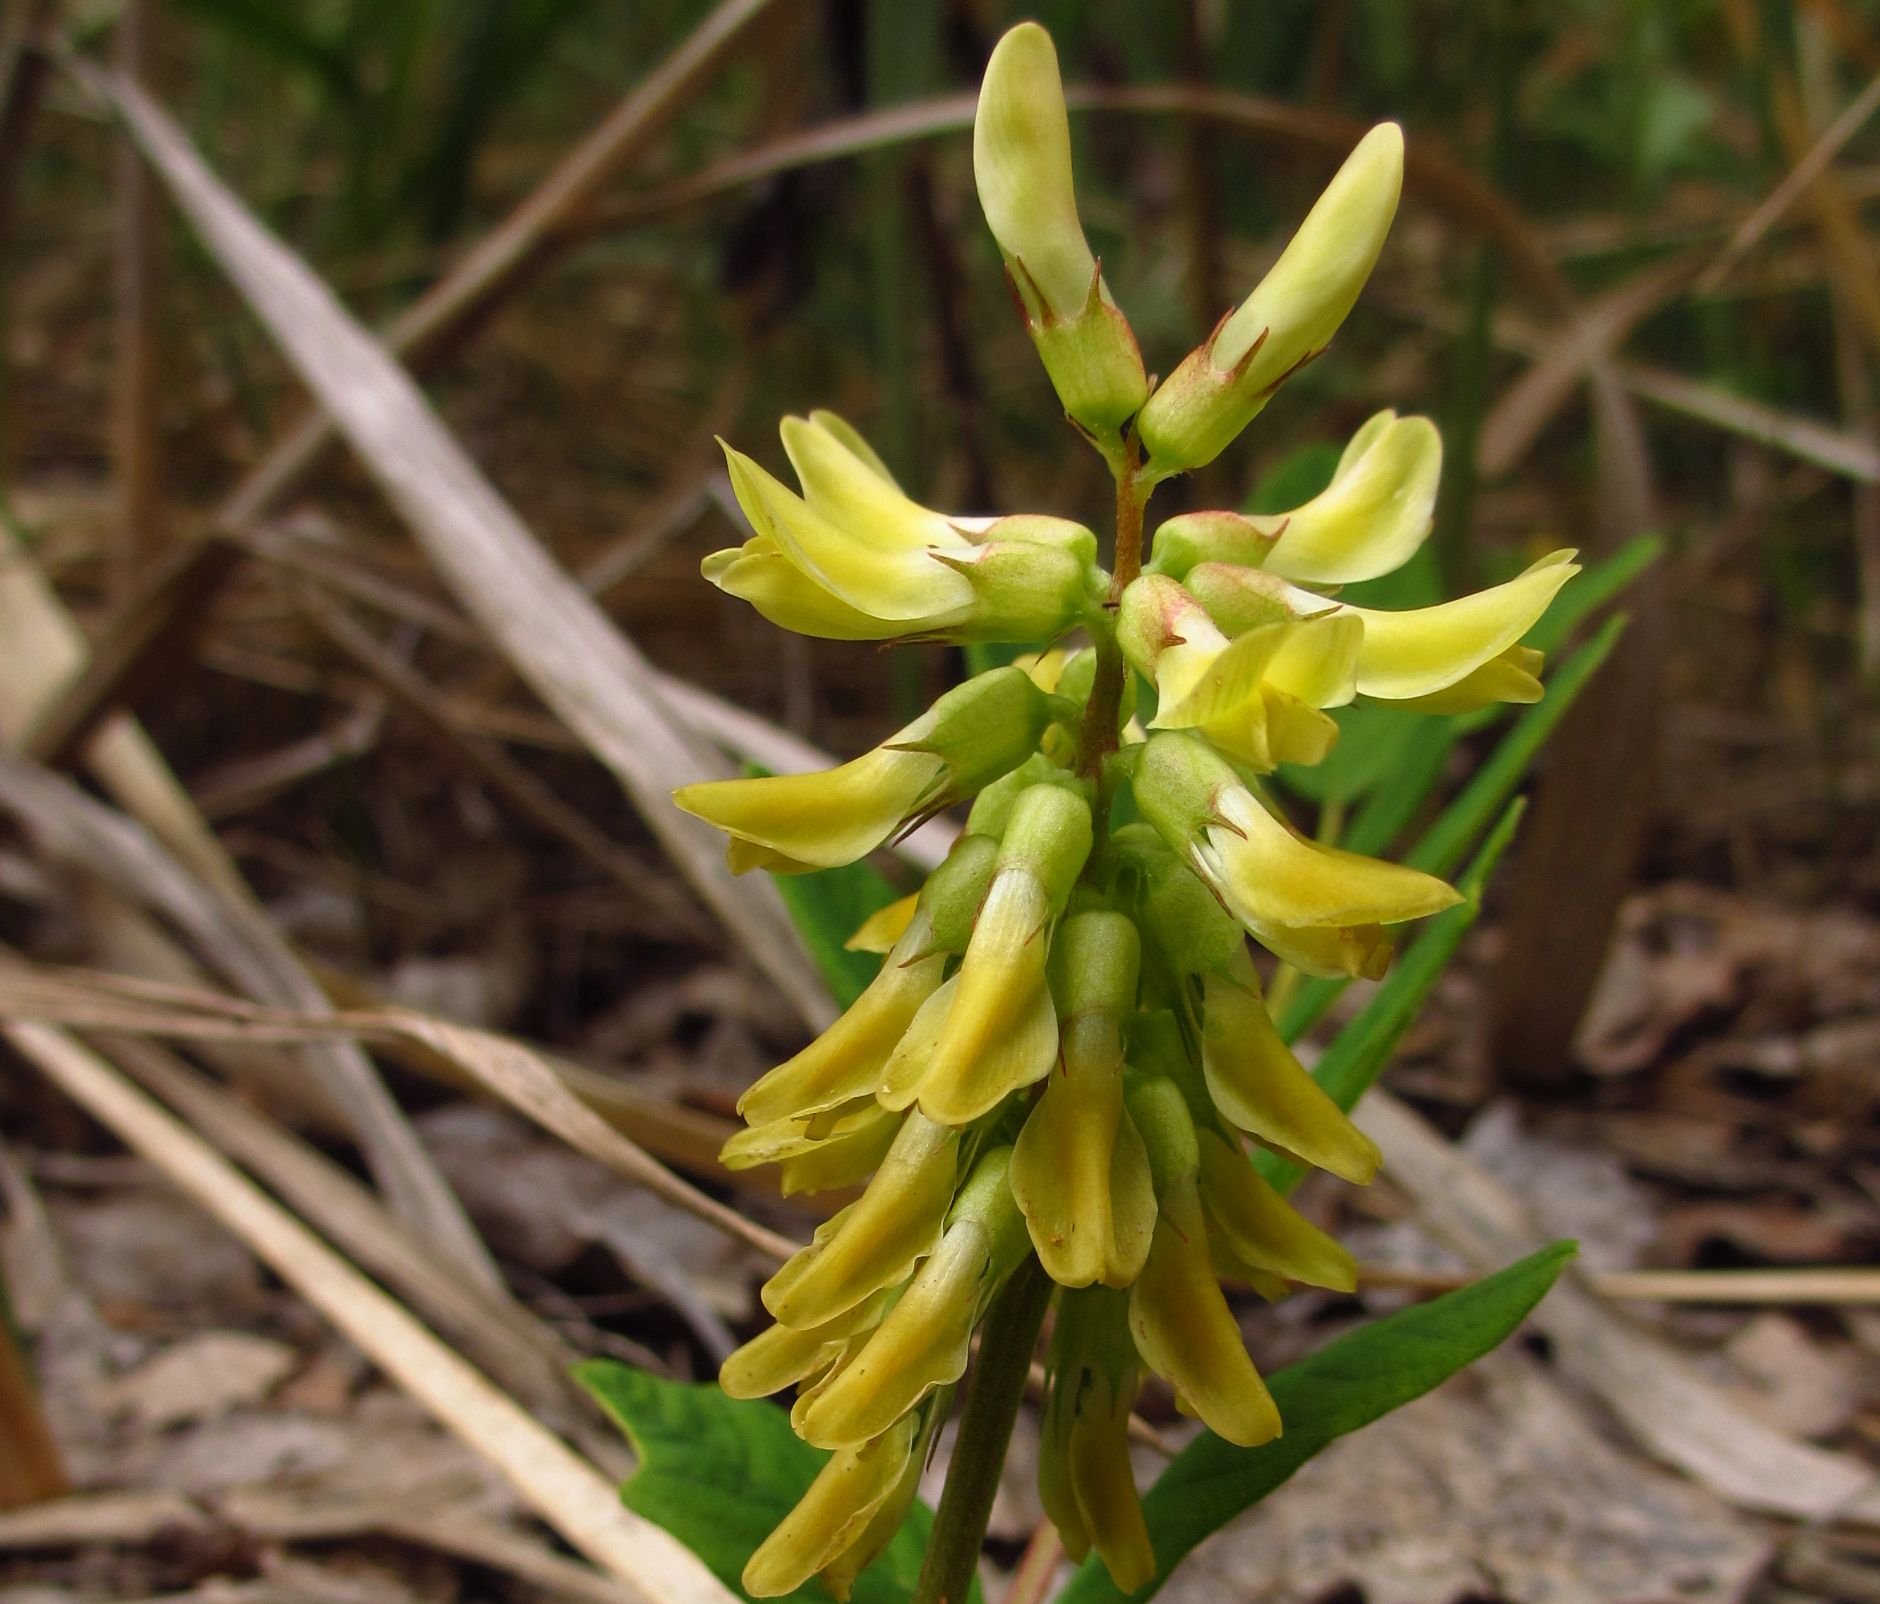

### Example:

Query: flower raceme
xmin=676 ymin=21 xmax=1579 ymax=1599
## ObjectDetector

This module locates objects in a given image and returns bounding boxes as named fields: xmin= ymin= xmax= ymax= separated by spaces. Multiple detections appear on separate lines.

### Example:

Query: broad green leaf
xmin=1057 ymin=1242 xmax=1578 ymax=1604
xmin=771 ymin=859 xmax=900 ymax=1008
xmin=574 ymin=1360 xmax=960 ymax=1604
xmin=1264 ymin=800 xmax=1523 ymax=1191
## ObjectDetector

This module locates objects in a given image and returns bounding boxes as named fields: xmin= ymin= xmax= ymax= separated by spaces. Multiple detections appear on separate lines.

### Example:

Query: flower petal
xmin=794 ymin=1220 xmax=988 ymax=1450
xmin=972 ymin=22 xmax=1097 ymax=319
xmin=1349 ymin=549 xmax=1578 ymax=700
xmin=912 ymin=869 xmax=1060 ymax=1124
xmin=1196 ymin=1129 xmax=1361 ymax=1288
xmin=739 ymin=926 xmax=945 ymax=1124
xmin=761 ymin=1113 xmax=959 ymax=1328
xmin=702 ymin=542 xmax=897 ymax=639
xmin=1128 ymin=1176 xmax=1282 ymax=1447
xmin=742 ymin=1413 xmax=917 ymax=1598
xmin=1200 ymin=970 xmax=1381 ymax=1184
xmin=1197 ymin=786 xmax=1461 ymax=930
xmin=781 ymin=413 xmax=968 ymax=554
xmin=674 ymin=746 xmax=945 ymax=873
xmin=1262 ymin=413 xmax=1442 ymax=585
xmin=1385 ymin=644 xmax=1545 ymax=713
xmin=1010 ymin=1027 xmax=1156 ymax=1288
xmin=723 ymin=444 xmax=975 ymax=624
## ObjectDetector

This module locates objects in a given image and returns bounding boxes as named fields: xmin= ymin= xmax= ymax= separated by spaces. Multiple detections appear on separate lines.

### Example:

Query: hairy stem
xmin=912 ymin=1258 xmax=1052 ymax=1604
xmin=1078 ymin=438 xmax=1149 ymax=777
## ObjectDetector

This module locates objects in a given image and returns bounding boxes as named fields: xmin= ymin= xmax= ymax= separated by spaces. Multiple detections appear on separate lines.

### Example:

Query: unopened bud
xmin=1138 ymin=124 xmax=1403 ymax=475
xmin=974 ymin=23 xmax=1149 ymax=443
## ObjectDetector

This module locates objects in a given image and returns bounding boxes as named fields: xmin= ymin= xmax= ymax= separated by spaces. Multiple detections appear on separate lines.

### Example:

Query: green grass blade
xmin=1263 ymin=800 xmax=1523 ymax=1192
xmin=1404 ymin=612 xmax=1625 ymax=880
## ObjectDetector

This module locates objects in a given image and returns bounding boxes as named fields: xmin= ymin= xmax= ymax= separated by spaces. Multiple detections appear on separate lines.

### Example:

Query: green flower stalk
xmin=682 ymin=23 xmax=1578 ymax=1600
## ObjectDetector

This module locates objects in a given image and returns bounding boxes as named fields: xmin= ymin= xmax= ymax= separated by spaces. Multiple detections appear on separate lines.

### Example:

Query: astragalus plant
xmin=671 ymin=21 xmax=1575 ymax=1603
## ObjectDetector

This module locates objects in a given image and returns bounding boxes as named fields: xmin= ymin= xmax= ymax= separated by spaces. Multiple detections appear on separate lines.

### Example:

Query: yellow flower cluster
xmin=671 ymin=20 xmax=1575 ymax=1599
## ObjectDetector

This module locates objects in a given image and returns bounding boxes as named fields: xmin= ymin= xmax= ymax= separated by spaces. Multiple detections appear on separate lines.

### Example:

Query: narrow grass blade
xmin=1264 ymin=800 xmax=1523 ymax=1191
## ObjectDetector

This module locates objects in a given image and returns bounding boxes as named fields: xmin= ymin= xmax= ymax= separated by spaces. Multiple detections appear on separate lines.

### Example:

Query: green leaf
xmin=1057 ymin=1242 xmax=1578 ymax=1604
xmin=770 ymin=860 xmax=901 ymax=1009
xmin=169 ymin=0 xmax=360 ymax=101
xmin=1243 ymin=440 xmax=1343 ymax=514
xmin=1263 ymin=799 xmax=1523 ymax=1191
xmin=574 ymin=1360 xmax=954 ymax=1604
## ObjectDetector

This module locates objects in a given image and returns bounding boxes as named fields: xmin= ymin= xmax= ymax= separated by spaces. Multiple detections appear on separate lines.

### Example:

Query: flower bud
xmin=881 ymin=784 xmax=1094 ymax=1124
xmin=795 ymin=1149 xmax=1028 ymax=1449
xmin=673 ymin=665 xmax=1058 ymax=873
xmin=1200 ymin=962 xmax=1380 ymax=1184
xmin=762 ymin=1112 xmax=959 ymax=1329
xmin=1010 ymin=912 xmax=1156 ymax=1288
xmin=1040 ymin=1287 xmax=1155 ymax=1591
xmin=1196 ymin=1128 xmax=1358 ymax=1291
xmin=974 ymin=24 xmax=1149 ymax=443
xmin=1138 ymin=124 xmax=1404 ymax=475
xmin=742 ymin=1409 xmax=919 ymax=1599
xmin=930 ymin=516 xmax=1108 ymax=643
xmin=1124 ymin=1083 xmax=1282 ymax=1447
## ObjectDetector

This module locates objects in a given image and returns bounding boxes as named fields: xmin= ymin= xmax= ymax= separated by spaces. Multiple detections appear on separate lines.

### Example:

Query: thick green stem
xmin=911 ymin=1258 xmax=1052 ymax=1604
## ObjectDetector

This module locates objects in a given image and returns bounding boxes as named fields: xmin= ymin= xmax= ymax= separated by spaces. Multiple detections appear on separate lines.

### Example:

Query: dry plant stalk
xmin=6 ymin=1021 xmax=739 ymax=1604
xmin=68 ymin=57 xmax=834 ymax=1033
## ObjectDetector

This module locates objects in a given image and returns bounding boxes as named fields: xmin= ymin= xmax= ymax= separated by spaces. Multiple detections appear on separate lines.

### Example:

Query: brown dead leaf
xmin=1657 ymin=1199 xmax=1873 ymax=1268
xmin=1158 ymin=1353 xmax=1770 ymax=1604
xmin=95 ymin=1332 xmax=298 ymax=1431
